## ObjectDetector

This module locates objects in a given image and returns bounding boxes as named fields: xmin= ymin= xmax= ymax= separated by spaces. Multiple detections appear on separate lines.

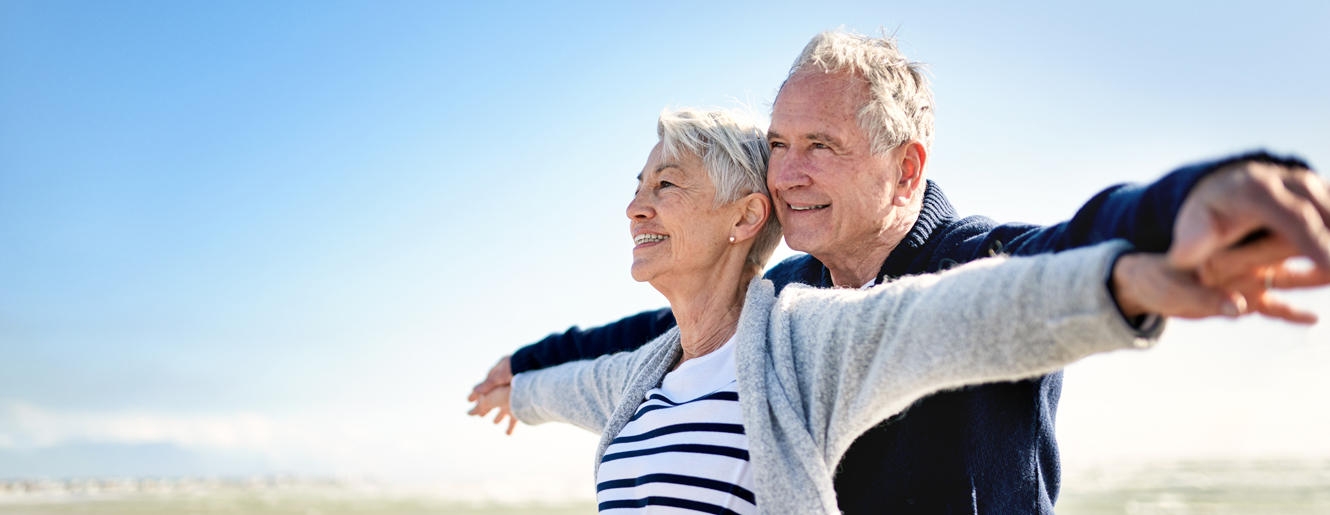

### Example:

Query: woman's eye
xmin=660 ymin=181 xmax=675 ymax=188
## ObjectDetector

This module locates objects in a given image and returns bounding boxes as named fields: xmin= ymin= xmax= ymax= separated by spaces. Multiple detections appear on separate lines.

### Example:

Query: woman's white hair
xmin=657 ymin=108 xmax=782 ymax=274
xmin=787 ymin=30 xmax=935 ymax=155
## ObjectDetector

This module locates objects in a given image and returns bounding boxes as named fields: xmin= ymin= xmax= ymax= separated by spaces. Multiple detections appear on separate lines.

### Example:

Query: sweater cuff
xmin=508 ymin=371 xmax=538 ymax=424
xmin=1102 ymin=242 xmax=1166 ymax=342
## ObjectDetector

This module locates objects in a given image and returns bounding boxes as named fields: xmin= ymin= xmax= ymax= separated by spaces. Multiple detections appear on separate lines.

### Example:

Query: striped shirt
xmin=596 ymin=335 xmax=754 ymax=514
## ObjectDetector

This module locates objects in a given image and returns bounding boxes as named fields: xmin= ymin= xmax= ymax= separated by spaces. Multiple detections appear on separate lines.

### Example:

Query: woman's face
xmin=627 ymin=142 xmax=740 ymax=285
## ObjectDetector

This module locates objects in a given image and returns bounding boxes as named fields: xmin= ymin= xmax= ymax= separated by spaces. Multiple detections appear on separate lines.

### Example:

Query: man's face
xmin=767 ymin=71 xmax=904 ymax=259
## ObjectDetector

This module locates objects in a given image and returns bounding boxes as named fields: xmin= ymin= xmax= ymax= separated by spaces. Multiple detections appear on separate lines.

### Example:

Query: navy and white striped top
xmin=596 ymin=335 xmax=754 ymax=514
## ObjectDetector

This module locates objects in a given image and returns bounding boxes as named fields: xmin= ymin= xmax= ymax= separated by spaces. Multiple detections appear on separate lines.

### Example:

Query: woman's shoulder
xmin=613 ymin=325 xmax=683 ymax=369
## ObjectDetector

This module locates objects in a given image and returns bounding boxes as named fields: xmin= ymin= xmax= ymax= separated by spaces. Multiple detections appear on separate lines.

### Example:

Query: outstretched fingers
xmin=1197 ymin=234 xmax=1296 ymax=287
xmin=1249 ymin=291 xmax=1320 ymax=325
xmin=467 ymin=385 xmax=517 ymax=435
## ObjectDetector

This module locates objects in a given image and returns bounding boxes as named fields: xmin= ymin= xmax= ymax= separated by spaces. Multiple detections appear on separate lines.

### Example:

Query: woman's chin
xmin=629 ymin=263 xmax=654 ymax=283
xmin=631 ymin=261 xmax=676 ymax=286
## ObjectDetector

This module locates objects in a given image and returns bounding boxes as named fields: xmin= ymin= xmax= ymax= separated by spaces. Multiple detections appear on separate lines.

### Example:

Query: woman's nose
xmin=626 ymin=193 xmax=654 ymax=220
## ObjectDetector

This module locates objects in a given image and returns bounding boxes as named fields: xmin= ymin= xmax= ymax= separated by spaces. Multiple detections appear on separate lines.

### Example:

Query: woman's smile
xmin=632 ymin=232 xmax=669 ymax=249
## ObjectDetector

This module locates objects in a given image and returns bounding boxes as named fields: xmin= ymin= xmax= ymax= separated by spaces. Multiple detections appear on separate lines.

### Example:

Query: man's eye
xmin=813 ymin=143 xmax=829 ymax=149
xmin=660 ymin=181 xmax=675 ymax=188
xmin=770 ymin=141 xmax=786 ymax=149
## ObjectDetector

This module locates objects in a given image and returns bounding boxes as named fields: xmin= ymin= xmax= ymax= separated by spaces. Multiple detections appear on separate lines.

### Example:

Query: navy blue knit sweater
xmin=509 ymin=151 xmax=1310 ymax=514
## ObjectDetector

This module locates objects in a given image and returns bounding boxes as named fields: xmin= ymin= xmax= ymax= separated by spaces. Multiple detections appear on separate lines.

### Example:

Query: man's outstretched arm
xmin=933 ymin=150 xmax=1326 ymax=321
xmin=509 ymin=307 xmax=676 ymax=374
xmin=1006 ymin=151 xmax=1318 ymax=254
xmin=934 ymin=151 xmax=1320 ymax=262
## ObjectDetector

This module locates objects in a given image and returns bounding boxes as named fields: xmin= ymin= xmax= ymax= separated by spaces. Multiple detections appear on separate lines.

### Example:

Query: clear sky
xmin=1 ymin=0 xmax=1327 ymax=496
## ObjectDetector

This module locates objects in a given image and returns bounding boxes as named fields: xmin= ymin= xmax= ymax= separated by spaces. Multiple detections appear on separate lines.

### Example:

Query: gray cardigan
xmin=511 ymin=241 xmax=1161 ymax=514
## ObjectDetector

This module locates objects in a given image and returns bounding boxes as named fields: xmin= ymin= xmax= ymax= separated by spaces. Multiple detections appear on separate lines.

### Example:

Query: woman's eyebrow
xmin=637 ymin=163 xmax=681 ymax=182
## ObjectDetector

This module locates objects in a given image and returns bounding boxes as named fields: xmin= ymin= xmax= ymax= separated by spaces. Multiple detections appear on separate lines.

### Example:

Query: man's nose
xmin=768 ymin=150 xmax=812 ymax=193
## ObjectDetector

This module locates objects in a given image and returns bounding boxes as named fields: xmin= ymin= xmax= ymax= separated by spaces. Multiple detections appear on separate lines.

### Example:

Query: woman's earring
xmin=729 ymin=236 xmax=736 ymax=243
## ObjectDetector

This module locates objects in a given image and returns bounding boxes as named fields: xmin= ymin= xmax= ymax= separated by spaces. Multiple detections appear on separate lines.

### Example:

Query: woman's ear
xmin=733 ymin=192 xmax=770 ymax=242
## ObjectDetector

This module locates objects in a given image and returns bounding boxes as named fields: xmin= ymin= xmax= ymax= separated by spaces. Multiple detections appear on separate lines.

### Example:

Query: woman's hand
xmin=1112 ymin=253 xmax=1247 ymax=320
xmin=1112 ymin=250 xmax=1328 ymax=324
xmin=467 ymin=384 xmax=517 ymax=435
xmin=468 ymin=355 xmax=513 ymax=403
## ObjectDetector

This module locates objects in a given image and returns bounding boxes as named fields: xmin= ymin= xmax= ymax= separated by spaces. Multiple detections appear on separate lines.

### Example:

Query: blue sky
xmin=1 ymin=0 xmax=1327 ymax=490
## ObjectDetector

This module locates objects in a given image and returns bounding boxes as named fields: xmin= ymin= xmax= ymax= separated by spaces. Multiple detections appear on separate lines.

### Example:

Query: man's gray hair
xmin=657 ymin=108 xmax=782 ymax=274
xmin=787 ymin=30 xmax=935 ymax=154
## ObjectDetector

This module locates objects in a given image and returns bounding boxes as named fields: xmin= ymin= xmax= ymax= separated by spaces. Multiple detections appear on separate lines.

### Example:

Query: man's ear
xmin=893 ymin=140 xmax=928 ymax=207
xmin=733 ymin=192 xmax=771 ymax=242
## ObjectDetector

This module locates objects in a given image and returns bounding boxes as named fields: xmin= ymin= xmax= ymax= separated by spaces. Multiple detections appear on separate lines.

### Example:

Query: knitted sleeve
xmin=920 ymin=150 xmax=1313 ymax=275
xmin=770 ymin=240 xmax=1162 ymax=462
xmin=509 ymin=344 xmax=644 ymax=434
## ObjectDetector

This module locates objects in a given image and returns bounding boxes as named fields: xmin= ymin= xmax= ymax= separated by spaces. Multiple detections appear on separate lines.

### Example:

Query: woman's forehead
xmin=640 ymin=144 xmax=702 ymax=180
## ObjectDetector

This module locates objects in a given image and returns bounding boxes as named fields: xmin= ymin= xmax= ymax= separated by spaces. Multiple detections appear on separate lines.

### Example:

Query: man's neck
xmin=819 ymin=200 xmax=923 ymax=288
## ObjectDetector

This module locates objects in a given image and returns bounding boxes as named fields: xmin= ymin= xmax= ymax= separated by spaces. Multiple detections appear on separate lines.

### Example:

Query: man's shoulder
xmin=936 ymin=215 xmax=1043 ymax=244
xmin=905 ymin=215 xmax=1046 ymax=274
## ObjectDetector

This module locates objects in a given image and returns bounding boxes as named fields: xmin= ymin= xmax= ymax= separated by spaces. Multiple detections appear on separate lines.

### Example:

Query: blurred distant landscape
xmin=1057 ymin=460 xmax=1330 ymax=514
xmin=3 ymin=460 xmax=1329 ymax=514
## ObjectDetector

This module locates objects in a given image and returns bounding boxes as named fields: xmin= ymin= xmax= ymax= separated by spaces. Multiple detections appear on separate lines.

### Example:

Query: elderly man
xmin=468 ymin=31 xmax=1330 ymax=513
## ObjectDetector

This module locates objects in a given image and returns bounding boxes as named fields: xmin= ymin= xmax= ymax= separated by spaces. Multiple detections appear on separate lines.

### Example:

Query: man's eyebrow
xmin=806 ymin=132 xmax=840 ymax=145
xmin=767 ymin=130 xmax=841 ymax=146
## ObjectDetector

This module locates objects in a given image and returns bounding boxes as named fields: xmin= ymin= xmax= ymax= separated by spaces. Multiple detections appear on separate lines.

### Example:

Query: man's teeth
xmin=634 ymin=234 xmax=669 ymax=245
xmin=790 ymin=204 xmax=830 ymax=211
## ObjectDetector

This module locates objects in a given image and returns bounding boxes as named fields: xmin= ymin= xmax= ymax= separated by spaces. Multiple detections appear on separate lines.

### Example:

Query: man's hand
xmin=1196 ymin=238 xmax=1330 ymax=323
xmin=467 ymin=385 xmax=517 ymax=436
xmin=468 ymin=355 xmax=513 ymax=403
xmin=1172 ymin=161 xmax=1330 ymax=273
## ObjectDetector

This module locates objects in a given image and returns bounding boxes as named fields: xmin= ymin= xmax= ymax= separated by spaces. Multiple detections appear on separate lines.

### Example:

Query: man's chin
xmin=780 ymin=229 xmax=829 ymax=255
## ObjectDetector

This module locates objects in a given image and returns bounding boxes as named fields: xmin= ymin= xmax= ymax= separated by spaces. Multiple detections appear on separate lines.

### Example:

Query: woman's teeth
xmin=791 ymin=204 xmax=830 ymax=211
xmin=634 ymin=234 xmax=669 ymax=245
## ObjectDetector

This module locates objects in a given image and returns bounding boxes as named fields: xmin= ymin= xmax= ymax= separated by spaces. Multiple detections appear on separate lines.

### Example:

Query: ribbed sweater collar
xmin=810 ymin=180 xmax=958 ymax=287
xmin=877 ymin=179 xmax=958 ymax=283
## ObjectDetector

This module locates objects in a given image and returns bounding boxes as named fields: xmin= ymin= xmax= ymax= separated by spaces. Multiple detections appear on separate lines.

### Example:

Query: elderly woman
xmin=470 ymin=108 xmax=1279 ymax=514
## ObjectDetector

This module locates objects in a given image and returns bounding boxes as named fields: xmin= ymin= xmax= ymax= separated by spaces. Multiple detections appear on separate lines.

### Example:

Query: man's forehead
xmin=775 ymin=71 xmax=868 ymax=109
xmin=770 ymin=73 xmax=866 ymax=140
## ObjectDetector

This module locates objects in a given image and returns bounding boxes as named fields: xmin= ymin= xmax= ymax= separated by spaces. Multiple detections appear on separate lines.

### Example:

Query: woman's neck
xmin=655 ymin=267 xmax=756 ymax=367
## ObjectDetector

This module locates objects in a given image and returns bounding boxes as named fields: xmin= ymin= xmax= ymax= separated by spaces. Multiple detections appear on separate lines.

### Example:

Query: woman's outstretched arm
xmin=504 ymin=334 xmax=667 ymax=434
xmin=769 ymin=240 xmax=1262 ymax=460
